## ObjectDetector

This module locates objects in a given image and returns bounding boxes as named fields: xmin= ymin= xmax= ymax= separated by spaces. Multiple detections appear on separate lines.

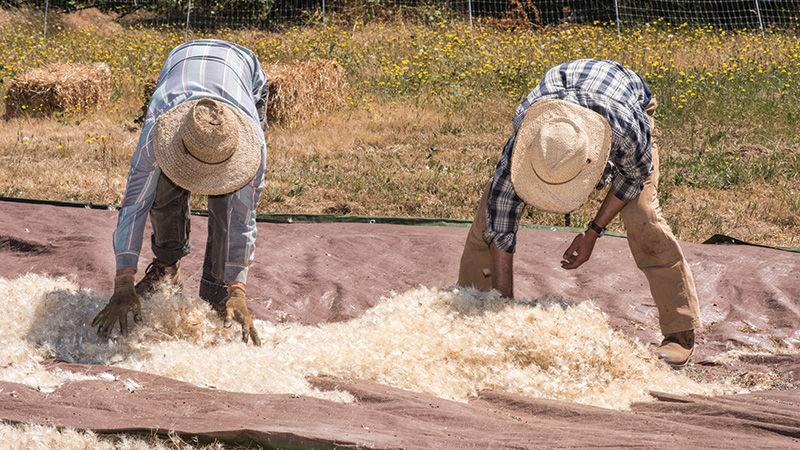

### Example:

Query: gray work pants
xmin=148 ymin=172 xmax=231 ymax=305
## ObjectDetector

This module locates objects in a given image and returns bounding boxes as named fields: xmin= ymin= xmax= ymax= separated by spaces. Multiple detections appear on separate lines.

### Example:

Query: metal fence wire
xmin=17 ymin=0 xmax=800 ymax=33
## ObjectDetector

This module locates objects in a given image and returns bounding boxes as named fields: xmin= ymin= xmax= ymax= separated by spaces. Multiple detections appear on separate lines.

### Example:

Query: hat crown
xmin=180 ymin=98 xmax=240 ymax=165
xmin=530 ymin=117 xmax=590 ymax=185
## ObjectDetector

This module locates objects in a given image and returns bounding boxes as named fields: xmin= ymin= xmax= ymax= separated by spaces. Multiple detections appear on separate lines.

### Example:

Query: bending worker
xmin=458 ymin=59 xmax=701 ymax=367
xmin=93 ymin=39 xmax=269 ymax=345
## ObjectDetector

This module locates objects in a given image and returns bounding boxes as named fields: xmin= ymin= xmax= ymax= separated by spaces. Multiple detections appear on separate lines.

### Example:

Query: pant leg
xmin=149 ymin=173 xmax=191 ymax=265
xmin=199 ymin=193 xmax=232 ymax=305
xmin=457 ymin=182 xmax=494 ymax=291
xmin=619 ymin=98 xmax=701 ymax=335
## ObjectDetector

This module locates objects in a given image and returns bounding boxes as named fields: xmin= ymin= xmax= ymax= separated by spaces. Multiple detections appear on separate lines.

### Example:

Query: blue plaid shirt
xmin=113 ymin=39 xmax=268 ymax=283
xmin=484 ymin=59 xmax=654 ymax=253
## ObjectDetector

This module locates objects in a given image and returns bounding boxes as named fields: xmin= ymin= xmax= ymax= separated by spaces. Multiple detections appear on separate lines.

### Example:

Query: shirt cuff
xmin=482 ymin=229 xmax=517 ymax=254
xmin=225 ymin=264 xmax=249 ymax=285
xmin=116 ymin=253 xmax=140 ymax=273
xmin=610 ymin=176 xmax=644 ymax=202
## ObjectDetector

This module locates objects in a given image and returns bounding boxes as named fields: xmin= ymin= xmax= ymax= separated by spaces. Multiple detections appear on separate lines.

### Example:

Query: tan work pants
xmin=457 ymin=98 xmax=701 ymax=335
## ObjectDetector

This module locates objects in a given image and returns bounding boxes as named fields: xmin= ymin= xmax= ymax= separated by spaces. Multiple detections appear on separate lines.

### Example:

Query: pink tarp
xmin=1 ymin=199 xmax=799 ymax=448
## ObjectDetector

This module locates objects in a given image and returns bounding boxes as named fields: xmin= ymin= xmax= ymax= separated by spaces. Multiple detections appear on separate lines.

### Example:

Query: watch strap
xmin=587 ymin=221 xmax=605 ymax=237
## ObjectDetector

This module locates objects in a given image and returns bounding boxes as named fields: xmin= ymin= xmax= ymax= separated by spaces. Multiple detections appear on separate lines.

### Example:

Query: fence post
xmin=754 ymin=0 xmax=765 ymax=38
xmin=614 ymin=0 xmax=620 ymax=36
xmin=323 ymin=0 xmax=326 ymax=26
xmin=185 ymin=0 xmax=192 ymax=41
xmin=43 ymin=0 xmax=49 ymax=42
xmin=468 ymin=0 xmax=473 ymax=40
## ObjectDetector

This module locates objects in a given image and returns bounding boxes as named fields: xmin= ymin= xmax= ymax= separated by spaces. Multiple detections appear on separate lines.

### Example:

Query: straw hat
xmin=510 ymin=99 xmax=611 ymax=214
xmin=153 ymin=98 xmax=261 ymax=195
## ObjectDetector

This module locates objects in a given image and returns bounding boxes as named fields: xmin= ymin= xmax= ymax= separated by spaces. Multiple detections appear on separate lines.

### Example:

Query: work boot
xmin=135 ymin=259 xmax=182 ymax=296
xmin=654 ymin=329 xmax=694 ymax=368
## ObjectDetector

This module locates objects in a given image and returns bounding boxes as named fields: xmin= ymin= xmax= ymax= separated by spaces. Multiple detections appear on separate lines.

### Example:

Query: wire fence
xmin=12 ymin=0 xmax=800 ymax=35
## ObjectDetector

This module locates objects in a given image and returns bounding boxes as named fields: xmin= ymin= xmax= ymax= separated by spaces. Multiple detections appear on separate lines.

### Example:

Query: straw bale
xmin=1 ymin=274 xmax=748 ymax=413
xmin=4 ymin=62 xmax=111 ymax=118
xmin=135 ymin=74 xmax=160 ymax=124
xmin=63 ymin=7 xmax=122 ymax=33
xmin=262 ymin=59 xmax=347 ymax=127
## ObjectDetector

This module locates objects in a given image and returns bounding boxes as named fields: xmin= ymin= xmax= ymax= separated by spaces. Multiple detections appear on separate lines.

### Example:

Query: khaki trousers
xmin=458 ymin=98 xmax=701 ymax=335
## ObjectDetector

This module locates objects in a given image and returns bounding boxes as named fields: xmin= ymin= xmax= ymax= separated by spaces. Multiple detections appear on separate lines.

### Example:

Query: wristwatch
xmin=587 ymin=221 xmax=605 ymax=237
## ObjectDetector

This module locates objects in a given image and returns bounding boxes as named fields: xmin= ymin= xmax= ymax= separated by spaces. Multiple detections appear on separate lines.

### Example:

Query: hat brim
xmin=510 ymin=99 xmax=611 ymax=214
xmin=153 ymin=99 xmax=262 ymax=196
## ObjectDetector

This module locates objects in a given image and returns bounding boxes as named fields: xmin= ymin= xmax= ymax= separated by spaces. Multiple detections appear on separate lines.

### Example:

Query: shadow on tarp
xmin=90 ymin=429 xmax=367 ymax=450
xmin=701 ymin=233 xmax=800 ymax=252
xmin=2 ymin=197 xmax=797 ymax=253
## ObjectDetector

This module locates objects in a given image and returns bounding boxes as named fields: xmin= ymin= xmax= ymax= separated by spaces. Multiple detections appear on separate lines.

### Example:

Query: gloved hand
xmin=92 ymin=274 xmax=141 ymax=338
xmin=225 ymin=285 xmax=261 ymax=346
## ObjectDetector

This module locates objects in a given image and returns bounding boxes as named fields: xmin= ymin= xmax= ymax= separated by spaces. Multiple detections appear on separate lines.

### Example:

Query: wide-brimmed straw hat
xmin=153 ymin=98 xmax=261 ymax=195
xmin=510 ymin=99 xmax=611 ymax=214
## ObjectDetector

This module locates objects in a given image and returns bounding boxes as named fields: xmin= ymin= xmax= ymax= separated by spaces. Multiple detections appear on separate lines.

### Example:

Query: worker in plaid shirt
xmin=93 ymin=40 xmax=269 ymax=345
xmin=458 ymin=59 xmax=701 ymax=367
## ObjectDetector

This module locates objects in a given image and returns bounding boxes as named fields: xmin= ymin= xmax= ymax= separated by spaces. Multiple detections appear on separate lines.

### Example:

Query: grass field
xmin=1 ymin=7 xmax=799 ymax=248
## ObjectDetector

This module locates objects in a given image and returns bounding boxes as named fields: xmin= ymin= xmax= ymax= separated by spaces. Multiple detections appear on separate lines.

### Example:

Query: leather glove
xmin=225 ymin=285 xmax=261 ymax=346
xmin=92 ymin=274 xmax=141 ymax=338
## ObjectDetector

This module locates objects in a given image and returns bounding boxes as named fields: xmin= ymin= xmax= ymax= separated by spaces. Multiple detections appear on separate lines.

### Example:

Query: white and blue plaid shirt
xmin=114 ymin=39 xmax=267 ymax=283
xmin=484 ymin=59 xmax=654 ymax=253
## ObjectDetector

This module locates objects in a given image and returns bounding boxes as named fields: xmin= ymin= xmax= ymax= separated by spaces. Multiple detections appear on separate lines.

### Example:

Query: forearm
xmin=592 ymin=190 xmax=628 ymax=230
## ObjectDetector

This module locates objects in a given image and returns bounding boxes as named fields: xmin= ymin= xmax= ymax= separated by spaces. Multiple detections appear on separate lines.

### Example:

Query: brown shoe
xmin=135 ymin=259 xmax=182 ymax=296
xmin=655 ymin=330 xmax=694 ymax=368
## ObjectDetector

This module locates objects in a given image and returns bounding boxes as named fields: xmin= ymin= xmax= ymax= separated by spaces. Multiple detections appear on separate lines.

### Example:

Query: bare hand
xmin=561 ymin=232 xmax=598 ymax=270
xmin=225 ymin=285 xmax=261 ymax=346
xmin=92 ymin=274 xmax=141 ymax=338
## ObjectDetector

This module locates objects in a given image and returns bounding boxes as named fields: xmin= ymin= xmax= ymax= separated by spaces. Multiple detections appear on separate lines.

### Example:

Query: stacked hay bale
xmin=262 ymin=59 xmax=346 ymax=127
xmin=4 ymin=62 xmax=111 ymax=118
xmin=135 ymin=74 xmax=160 ymax=124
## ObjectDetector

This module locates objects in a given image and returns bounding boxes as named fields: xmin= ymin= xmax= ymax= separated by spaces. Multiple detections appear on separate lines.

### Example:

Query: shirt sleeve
xmin=482 ymin=133 xmax=526 ymax=253
xmin=225 ymin=131 xmax=265 ymax=284
xmin=113 ymin=120 xmax=160 ymax=272
xmin=607 ymin=110 xmax=653 ymax=202
xmin=224 ymin=176 xmax=263 ymax=284
xmin=224 ymin=59 xmax=267 ymax=283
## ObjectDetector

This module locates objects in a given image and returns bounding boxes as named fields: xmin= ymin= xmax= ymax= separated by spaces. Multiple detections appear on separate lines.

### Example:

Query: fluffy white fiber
xmin=0 ymin=422 xmax=219 ymax=450
xmin=1 ymin=273 xmax=738 ymax=412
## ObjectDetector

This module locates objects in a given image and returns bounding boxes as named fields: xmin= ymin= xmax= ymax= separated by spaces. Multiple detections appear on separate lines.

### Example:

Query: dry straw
xmin=4 ymin=62 xmax=111 ymax=118
xmin=261 ymin=59 xmax=347 ymax=127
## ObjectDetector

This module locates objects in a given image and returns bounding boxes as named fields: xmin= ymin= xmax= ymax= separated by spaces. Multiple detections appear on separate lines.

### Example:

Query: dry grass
xmin=0 ymin=114 xmax=133 ymax=203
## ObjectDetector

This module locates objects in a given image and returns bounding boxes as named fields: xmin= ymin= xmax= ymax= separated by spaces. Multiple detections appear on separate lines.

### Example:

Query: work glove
xmin=225 ymin=285 xmax=261 ymax=346
xmin=92 ymin=274 xmax=141 ymax=338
